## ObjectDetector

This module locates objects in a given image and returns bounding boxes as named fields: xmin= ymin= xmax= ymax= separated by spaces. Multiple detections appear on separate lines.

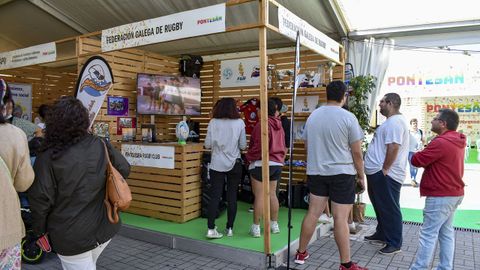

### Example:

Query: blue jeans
xmin=408 ymin=152 xmax=418 ymax=180
xmin=410 ymin=196 xmax=463 ymax=270
xmin=367 ymin=170 xmax=403 ymax=248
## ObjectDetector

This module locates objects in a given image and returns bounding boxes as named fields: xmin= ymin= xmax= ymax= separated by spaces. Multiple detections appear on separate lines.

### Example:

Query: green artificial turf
xmin=121 ymin=202 xmax=479 ymax=254
xmin=121 ymin=201 xmax=308 ymax=253
xmin=465 ymin=148 xmax=479 ymax=164
xmin=365 ymin=204 xmax=480 ymax=230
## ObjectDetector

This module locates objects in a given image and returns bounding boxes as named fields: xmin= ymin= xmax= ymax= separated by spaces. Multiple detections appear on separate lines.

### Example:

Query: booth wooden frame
xmin=0 ymin=0 xmax=345 ymax=255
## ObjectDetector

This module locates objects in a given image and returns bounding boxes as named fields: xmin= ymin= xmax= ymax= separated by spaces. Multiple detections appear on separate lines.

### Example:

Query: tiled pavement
xmin=24 ymin=220 xmax=479 ymax=270
xmin=285 ymin=219 xmax=479 ymax=270
xmin=23 ymin=235 xmax=257 ymax=270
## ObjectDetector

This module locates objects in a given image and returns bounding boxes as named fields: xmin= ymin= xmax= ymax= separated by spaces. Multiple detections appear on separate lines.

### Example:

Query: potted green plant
xmin=347 ymin=74 xmax=376 ymax=223
xmin=348 ymin=75 xmax=376 ymax=134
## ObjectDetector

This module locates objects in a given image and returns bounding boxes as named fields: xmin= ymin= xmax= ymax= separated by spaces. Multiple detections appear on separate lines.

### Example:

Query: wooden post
xmin=259 ymin=0 xmax=271 ymax=255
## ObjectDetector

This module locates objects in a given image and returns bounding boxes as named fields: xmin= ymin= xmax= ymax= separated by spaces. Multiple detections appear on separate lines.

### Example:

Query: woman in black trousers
xmin=204 ymin=98 xmax=247 ymax=238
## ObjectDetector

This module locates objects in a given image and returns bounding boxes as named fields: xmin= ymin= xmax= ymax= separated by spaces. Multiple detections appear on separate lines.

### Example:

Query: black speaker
xmin=291 ymin=184 xmax=309 ymax=209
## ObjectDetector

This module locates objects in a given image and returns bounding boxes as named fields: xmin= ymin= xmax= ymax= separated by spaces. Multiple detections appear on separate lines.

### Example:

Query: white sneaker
xmin=225 ymin=228 xmax=233 ymax=237
xmin=271 ymin=221 xmax=280 ymax=234
xmin=250 ymin=224 xmax=261 ymax=238
xmin=318 ymin=214 xmax=332 ymax=224
xmin=349 ymin=222 xmax=356 ymax=233
xmin=206 ymin=227 xmax=223 ymax=239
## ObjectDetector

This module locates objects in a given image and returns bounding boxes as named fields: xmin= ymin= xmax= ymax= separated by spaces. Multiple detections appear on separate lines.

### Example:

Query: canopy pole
xmin=259 ymin=0 xmax=271 ymax=255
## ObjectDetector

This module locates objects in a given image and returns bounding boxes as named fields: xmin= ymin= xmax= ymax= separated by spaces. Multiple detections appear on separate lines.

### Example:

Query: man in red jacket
xmin=410 ymin=108 xmax=465 ymax=270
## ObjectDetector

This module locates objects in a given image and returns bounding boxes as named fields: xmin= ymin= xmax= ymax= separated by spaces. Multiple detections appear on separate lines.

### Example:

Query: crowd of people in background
xmin=0 ymin=75 xmax=466 ymax=270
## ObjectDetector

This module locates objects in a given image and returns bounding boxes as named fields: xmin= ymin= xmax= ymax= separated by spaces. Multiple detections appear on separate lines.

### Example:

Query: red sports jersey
xmin=239 ymin=98 xmax=259 ymax=134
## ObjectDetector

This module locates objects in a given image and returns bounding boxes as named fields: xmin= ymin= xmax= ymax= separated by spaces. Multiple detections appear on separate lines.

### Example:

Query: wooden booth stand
xmin=76 ymin=36 xmax=205 ymax=223
xmin=1 ymin=1 xmax=345 ymax=268
xmin=122 ymin=142 xmax=204 ymax=223
xmin=0 ymin=35 xmax=205 ymax=223
xmin=75 ymin=0 xmax=345 ymax=237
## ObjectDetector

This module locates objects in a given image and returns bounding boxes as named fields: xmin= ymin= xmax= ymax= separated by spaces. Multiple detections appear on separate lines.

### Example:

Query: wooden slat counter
xmin=122 ymin=142 xmax=203 ymax=223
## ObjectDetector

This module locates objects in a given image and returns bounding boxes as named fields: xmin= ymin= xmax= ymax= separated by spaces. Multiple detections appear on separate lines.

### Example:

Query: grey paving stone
xmin=22 ymin=221 xmax=480 ymax=270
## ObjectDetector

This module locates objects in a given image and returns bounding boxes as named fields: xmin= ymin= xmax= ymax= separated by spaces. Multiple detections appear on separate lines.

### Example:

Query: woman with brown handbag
xmin=28 ymin=97 xmax=130 ymax=269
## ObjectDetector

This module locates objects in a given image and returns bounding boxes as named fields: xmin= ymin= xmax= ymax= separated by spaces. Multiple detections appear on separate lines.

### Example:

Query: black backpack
xmin=200 ymin=153 xmax=226 ymax=218
xmin=237 ymin=155 xmax=254 ymax=203
xmin=179 ymin=55 xmax=203 ymax=78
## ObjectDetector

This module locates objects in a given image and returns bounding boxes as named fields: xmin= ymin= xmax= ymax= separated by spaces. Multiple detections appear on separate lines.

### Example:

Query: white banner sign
xmin=220 ymin=57 xmax=260 ymax=88
xmin=75 ymin=56 xmax=114 ymax=127
xmin=101 ymin=4 xmax=226 ymax=52
xmin=381 ymin=50 xmax=480 ymax=97
xmin=278 ymin=6 xmax=340 ymax=63
xmin=0 ymin=42 xmax=56 ymax=70
xmin=121 ymin=144 xmax=175 ymax=169
xmin=9 ymin=83 xmax=32 ymax=121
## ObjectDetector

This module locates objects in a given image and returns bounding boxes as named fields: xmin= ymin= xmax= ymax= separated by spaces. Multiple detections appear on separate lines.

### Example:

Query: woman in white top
xmin=204 ymin=98 xmax=247 ymax=238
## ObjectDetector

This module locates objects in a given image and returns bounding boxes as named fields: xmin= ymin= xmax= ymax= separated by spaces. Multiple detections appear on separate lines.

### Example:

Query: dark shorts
xmin=307 ymin=174 xmax=355 ymax=204
xmin=249 ymin=166 xmax=282 ymax=181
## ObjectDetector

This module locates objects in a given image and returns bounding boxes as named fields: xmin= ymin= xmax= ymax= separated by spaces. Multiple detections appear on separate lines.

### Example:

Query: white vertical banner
xmin=220 ymin=57 xmax=260 ymax=88
xmin=9 ymin=83 xmax=32 ymax=121
xmin=0 ymin=42 xmax=56 ymax=70
xmin=278 ymin=6 xmax=340 ymax=63
xmin=75 ymin=56 xmax=114 ymax=127
xmin=102 ymin=3 xmax=226 ymax=52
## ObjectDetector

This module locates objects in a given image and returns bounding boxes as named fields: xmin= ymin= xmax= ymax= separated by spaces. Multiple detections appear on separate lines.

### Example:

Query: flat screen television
xmin=136 ymin=73 xmax=201 ymax=115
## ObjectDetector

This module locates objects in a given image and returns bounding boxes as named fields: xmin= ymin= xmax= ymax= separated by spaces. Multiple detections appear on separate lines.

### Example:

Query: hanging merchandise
xmin=343 ymin=63 xmax=355 ymax=110
xmin=179 ymin=54 xmax=203 ymax=78
xmin=344 ymin=63 xmax=354 ymax=85
xmin=327 ymin=61 xmax=336 ymax=82
xmin=238 ymin=98 xmax=259 ymax=134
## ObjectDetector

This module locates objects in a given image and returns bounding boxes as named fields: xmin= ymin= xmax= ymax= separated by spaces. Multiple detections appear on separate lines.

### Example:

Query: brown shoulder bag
xmin=102 ymin=141 xmax=132 ymax=224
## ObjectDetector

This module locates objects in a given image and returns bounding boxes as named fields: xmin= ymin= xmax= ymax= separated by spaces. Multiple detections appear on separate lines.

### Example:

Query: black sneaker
xmin=364 ymin=234 xmax=384 ymax=244
xmin=379 ymin=245 xmax=401 ymax=255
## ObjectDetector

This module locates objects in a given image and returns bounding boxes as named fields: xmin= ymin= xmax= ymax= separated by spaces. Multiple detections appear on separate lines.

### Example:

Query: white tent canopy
xmin=1 ymin=0 xmax=480 ymax=55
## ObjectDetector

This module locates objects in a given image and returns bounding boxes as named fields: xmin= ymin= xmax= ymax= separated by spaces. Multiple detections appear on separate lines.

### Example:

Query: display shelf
xmin=268 ymin=86 xmax=326 ymax=95
xmin=293 ymin=112 xmax=311 ymax=117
